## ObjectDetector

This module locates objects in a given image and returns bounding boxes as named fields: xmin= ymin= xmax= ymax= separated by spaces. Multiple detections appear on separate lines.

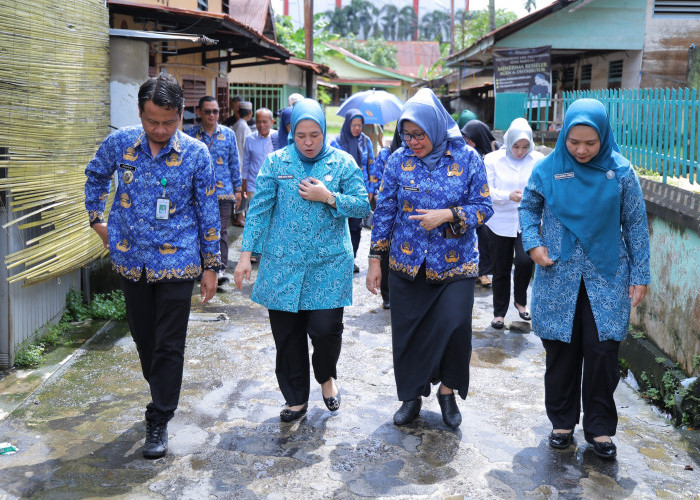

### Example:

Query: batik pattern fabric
xmin=519 ymin=165 xmax=650 ymax=342
xmin=240 ymin=145 xmax=370 ymax=312
xmin=185 ymin=124 xmax=242 ymax=199
xmin=85 ymin=126 xmax=222 ymax=282
xmin=330 ymin=134 xmax=379 ymax=194
xmin=373 ymin=146 xmax=391 ymax=186
xmin=370 ymin=145 xmax=493 ymax=282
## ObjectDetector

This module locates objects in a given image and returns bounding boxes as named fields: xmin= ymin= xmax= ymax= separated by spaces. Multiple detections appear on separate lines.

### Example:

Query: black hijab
xmin=461 ymin=120 xmax=496 ymax=158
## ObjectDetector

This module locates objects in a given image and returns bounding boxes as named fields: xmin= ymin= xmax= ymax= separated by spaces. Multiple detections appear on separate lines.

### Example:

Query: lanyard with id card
xmin=156 ymin=178 xmax=170 ymax=220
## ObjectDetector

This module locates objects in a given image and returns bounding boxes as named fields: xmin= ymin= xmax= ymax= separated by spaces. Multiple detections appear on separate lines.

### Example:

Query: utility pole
xmin=450 ymin=0 xmax=455 ymax=55
xmin=284 ymin=0 xmax=289 ymax=16
xmin=304 ymin=0 xmax=314 ymax=98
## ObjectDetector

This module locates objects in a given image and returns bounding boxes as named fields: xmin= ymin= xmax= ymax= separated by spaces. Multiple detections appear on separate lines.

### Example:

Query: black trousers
xmin=121 ymin=276 xmax=194 ymax=423
xmin=489 ymin=227 xmax=534 ymax=317
xmin=348 ymin=217 xmax=362 ymax=258
xmin=541 ymin=280 xmax=621 ymax=437
xmin=268 ymin=308 xmax=344 ymax=406
xmin=380 ymin=252 xmax=390 ymax=302
xmin=218 ymin=199 xmax=233 ymax=268
xmin=477 ymin=225 xmax=492 ymax=276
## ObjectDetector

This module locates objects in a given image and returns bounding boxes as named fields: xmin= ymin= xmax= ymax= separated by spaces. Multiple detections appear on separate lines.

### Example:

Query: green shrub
xmin=88 ymin=290 xmax=126 ymax=321
xmin=14 ymin=343 xmax=45 ymax=368
xmin=65 ymin=288 xmax=90 ymax=321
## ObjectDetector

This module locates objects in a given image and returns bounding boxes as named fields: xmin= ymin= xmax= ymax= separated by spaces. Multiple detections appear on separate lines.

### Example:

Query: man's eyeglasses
xmin=203 ymin=109 xmax=220 ymax=115
xmin=401 ymin=130 xmax=426 ymax=142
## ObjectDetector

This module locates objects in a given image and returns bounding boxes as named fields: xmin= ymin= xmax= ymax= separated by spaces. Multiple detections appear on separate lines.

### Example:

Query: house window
xmin=197 ymin=0 xmax=208 ymax=11
xmin=653 ymin=0 xmax=700 ymax=16
xmin=580 ymin=64 xmax=592 ymax=90
xmin=182 ymin=76 xmax=207 ymax=128
xmin=608 ymin=60 xmax=623 ymax=89
xmin=558 ymin=67 xmax=576 ymax=91
xmin=229 ymin=83 xmax=285 ymax=117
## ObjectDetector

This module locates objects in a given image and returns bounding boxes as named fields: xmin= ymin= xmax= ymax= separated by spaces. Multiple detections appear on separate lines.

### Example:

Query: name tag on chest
xmin=402 ymin=186 xmax=420 ymax=192
xmin=277 ymin=174 xmax=294 ymax=180
xmin=118 ymin=163 xmax=136 ymax=171
xmin=554 ymin=172 xmax=574 ymax=180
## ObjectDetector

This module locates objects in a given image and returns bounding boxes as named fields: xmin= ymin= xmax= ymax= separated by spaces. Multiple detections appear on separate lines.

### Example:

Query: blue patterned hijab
xmin=337 ymin=108 xmax=364 ymax=166
xmin=398 ymin=88 xmax=465 ymax=169
xmin=290 ymin=99 xmax=333 ymax=167
xmin=277 ymin=106 xmax=292 ymax=149
xmin=531 ymin=98 xmax=629 ymax=278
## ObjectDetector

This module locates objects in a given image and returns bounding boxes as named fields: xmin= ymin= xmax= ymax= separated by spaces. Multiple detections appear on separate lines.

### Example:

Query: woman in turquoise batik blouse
xmin=234 ymin=99 xmax=370 ymax=423
xmin=519 ymin=98 xmax=650 ymax=459
xmin=366 ymin=88 xmax=493 ymax=429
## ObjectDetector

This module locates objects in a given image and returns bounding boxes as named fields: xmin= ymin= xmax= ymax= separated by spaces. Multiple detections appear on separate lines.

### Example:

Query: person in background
xmin=330 ymin=109 xmax=377 ymax=273
xmin=232 ymin=101 xmax=253 ymax=227
xmin=84 ymin=74 xmax=221 ymax=459
xmin=457 ymin=109 xmax=478 ymax=130
xmin=461 ymin=119 xmax=500 ymax=288
xmin=519 ymin=99 xmax=650 ymax=459
xmin=274 ymin=106 xmax=293 ymax=151
xmin=186 ymin=96 xmax=242 ymax=283
xmin=234 ymin=99 xmax=370 ymax=422
xmin=288 ymin=93 xmax=304 ymax=106
xmin=366 ymin=88 xmax=493 ymax=429
xmin=241 ymin=107 xmax=276 ymax=261
xmin=223 ymin=95 xmax=241 ymax=127
xmin=371 ymin=128 xmax=402 ymax=310
xmin=483 ymin=118 xmax=543 ymax=330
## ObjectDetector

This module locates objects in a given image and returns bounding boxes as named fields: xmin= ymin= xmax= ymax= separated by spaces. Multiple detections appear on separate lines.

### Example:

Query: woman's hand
xmin=366 ymin=258 xmax=381 ymax=295
xmin=408 ymin=208 xmax=453 ymax=231
xmin=629 ymin=284 xmax=648 ymax=307
xmin=233 ymin=252 xmax=253 ymax=290
xmin=298 ymin=177 xmax=331 ymax=202
xmin=509 ymin=190 xmax=523 ymax=202
xmin=92 ymin=222 xmax=109 ymax=249
xmin=529 ymin=246 xmax=554 ymax=266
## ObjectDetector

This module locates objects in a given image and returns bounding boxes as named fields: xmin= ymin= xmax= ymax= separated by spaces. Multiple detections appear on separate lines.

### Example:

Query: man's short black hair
xmin=138 ymin=73 xmax=185 ymax=113
xmin=198 ymin=96 xmax=218 ymax=109
xmin=231 ymin=95 xmax=242 ymax=103
xmin=238 ymin=108 xmax=252 ymax=119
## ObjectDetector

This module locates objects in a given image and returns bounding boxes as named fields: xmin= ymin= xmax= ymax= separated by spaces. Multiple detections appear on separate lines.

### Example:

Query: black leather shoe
xmin=393 ymin=398 xmax=422 ymax=425
xmin=382 ymin=300 xmax=390 ymax=309
xmin=323 ymin=387 xmax=341 ymax=412
xmin=143 ymin=421 xmax=168 ymax=459
xmin=280 ymin=403 xmax=308 ymax=422
xmin=437 ymin=392 xmax=462 ymax=428
xmin=548 ymin=430 xmax=574 ymax=449
xmin=353 ymin=264 xmax=360 ymax=273
xmin=491 ymin=319 xmax=504 ymax=330
xmin=584 ymin=431 xmax=617 ymax=459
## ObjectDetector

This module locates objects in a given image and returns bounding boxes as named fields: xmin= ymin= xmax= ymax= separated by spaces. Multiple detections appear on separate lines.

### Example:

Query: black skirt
xmin=389 ymin=266 xmax=475 ymax=401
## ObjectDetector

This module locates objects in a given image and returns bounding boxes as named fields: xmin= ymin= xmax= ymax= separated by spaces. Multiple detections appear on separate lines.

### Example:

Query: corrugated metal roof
xmin=228 ymin=0 xmax=275 ymax=39
xmin=387 ymin=41 xmax=441 ymax=79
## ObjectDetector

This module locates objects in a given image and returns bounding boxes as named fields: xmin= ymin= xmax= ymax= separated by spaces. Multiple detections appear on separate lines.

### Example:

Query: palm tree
xmin=488 ymin=0 xmax=496 ymax=31
xmin=398 ymin=6 xmax=418 ymax=41
xmin=322 ymin=8 xmax=347 ymax=36
xmin=380 ymin=4 xmax=399 ymax=40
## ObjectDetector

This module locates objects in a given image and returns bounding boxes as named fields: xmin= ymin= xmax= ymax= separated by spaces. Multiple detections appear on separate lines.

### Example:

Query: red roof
xmin=387 ymin=41 xmax=441 ymax=78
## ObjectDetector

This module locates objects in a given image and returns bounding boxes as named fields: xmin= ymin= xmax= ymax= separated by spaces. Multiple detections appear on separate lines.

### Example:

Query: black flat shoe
xmin=584 ymin=431 xmax=617 ymax=459
xmin=518 ymin=311 xmax=531 ymax=321
xmin=393 ymin=398 xmax=422 ymax=426
xmin=353 ymin=264 xmax=360 ymax=273
xmin=491 ymin=319 xmax=504 ymax=329
xmin=548 ymin=430 xmax=574 ymax=449
xmin=437 ymin=392 xmax=462 ymax=428
xmin=280 ymin=403 xmax=308 ymax=422
xmin=382 ymin=300 xmax=391 ymax=309
xmin=323 ymin=388 xmax=341 ymax=412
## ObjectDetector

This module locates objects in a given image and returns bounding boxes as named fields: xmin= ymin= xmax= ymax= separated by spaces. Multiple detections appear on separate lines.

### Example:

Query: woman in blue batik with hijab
xmin=366 ymin=88 xmax=493 ymax=429
xmin=234 ymin=99 xmax=370 ymax=423
xmin=519 ymin=99 xmax=650 ymax=459
xmin=331 ymin=109 xmax=377 ymax=272
xmin=273 ymin=106 xmax=293 ymax=151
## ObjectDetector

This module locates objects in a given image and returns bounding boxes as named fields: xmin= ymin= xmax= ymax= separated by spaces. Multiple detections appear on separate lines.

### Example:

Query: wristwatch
xmin=325 ymin=192 xmax=337 ymax=205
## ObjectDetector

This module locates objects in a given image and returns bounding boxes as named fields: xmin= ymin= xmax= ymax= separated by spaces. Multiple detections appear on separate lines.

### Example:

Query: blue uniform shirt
xmin=185 ymin=123 xmax=242 ymax=198
xmin=85 ymin=126 xmax=222 ymax=282
xmin=371 ymin=145 xmax=493 ymax=282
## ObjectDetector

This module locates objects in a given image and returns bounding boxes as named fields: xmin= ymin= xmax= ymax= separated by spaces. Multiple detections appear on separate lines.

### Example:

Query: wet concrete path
xmin=1 ymin=227 xmax=699 ymax=498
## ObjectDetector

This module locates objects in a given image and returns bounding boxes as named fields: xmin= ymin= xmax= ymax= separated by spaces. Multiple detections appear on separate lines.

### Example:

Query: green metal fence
xmin=229 ymin=84 xmax=305 ymax=117
xmin=563 ymin=88 xmax=699 ymax=184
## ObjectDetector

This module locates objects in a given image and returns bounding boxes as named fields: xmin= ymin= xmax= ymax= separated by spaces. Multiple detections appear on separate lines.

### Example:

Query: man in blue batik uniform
xmin=85 ymin=74 xmax=221 ymax=459
xmin=186 ymin=95 xmax=242 ymax=281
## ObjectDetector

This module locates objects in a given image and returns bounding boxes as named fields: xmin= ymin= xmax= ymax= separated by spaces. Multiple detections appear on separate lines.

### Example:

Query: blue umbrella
xmin=337 ymin=90 xmax=404 ymax=125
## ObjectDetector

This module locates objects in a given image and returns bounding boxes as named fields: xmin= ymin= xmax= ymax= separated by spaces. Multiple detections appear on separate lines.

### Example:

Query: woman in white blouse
xmin=484 ymin=118 xmax=544 ymax=329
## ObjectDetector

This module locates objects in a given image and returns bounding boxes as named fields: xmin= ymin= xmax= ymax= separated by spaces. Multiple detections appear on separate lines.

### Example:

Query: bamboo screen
xmin=0 ymin=0 xmax=112 ymax=286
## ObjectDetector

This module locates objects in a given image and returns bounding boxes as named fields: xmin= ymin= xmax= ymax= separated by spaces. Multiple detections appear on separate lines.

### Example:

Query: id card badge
xmin=155 ymin=197 xmax=170 ymax=220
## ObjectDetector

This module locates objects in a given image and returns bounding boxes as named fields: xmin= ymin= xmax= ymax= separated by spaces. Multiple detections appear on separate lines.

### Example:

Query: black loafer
xmin=393 ymin=398 xmax=422 ymax=426
xmin=491 ymin=319 xmax=504 ymax=329
xmin=518 ymin=311 xmax=532 ymax=321
xmin=353 ymin=264 xmax=360 ymax=273
xmin=280 ymin=403 xmax=308 ymax=422
xmin=382 ymin=300 xmax=391 ymax=310
xmin=548 ymin=430 xmax=574 ymax=449
xmin=437 ymin=392 xmax=462 ymax=428
xmin=323 ymin=389 xmax=341 ymax=412
xmin=584 ymin=431 xmax=617 ymax=459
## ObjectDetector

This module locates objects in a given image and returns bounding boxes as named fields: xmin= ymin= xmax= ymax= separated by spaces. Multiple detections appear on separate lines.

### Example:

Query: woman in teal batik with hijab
xmin=519 ymin=98 xmax=650 ymax=459
xmin=234 ymin=99 xmax=370 ymax=423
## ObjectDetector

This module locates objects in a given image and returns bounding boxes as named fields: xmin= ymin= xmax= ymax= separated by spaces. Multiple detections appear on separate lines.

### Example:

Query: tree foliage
xmin=274 ymin=14 xmax=338 ymax=64
xmin=333 ymin=35 xmax=398 ymax=69
xmin=454 ymin=8 xmax=517 ymax=52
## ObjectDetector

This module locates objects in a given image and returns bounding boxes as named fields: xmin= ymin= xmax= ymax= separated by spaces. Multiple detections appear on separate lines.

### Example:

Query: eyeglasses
xmin=401 ymin=130 xmax=426 ymax=142
xmin=203 ymin=109 xmax=220 ymax=115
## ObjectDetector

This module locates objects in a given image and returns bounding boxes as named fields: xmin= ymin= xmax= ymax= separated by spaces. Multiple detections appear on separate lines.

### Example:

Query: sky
xmin=270 ymin=0 xmax=539 ymax=27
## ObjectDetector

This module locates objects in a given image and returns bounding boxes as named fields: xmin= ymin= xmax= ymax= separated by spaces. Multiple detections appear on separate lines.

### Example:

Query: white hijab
xmin=503 ymin=118 xmax=534 ymax=160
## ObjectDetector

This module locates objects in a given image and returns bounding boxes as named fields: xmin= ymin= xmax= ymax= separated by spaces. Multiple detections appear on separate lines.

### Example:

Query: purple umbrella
xmin=337 ymin=90 xmax=404 ymax=125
